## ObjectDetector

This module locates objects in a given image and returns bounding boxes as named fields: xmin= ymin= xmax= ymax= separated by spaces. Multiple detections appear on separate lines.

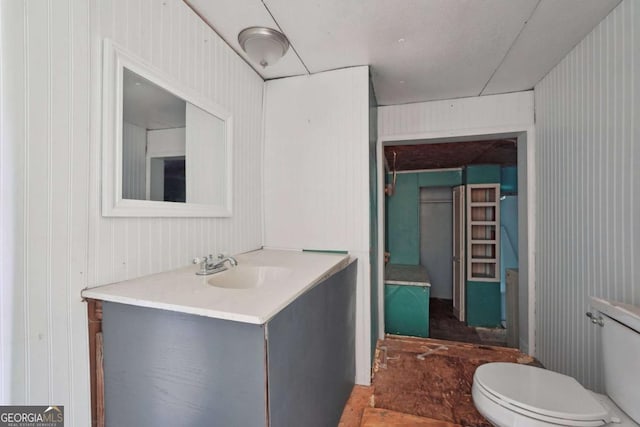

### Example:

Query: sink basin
xmin=207 ymin=266 xmax=292 ymax=289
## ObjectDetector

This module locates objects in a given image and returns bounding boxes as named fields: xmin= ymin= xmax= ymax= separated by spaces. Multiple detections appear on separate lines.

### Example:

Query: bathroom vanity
xmin=82 ymin=249 xmax=357 ymax=427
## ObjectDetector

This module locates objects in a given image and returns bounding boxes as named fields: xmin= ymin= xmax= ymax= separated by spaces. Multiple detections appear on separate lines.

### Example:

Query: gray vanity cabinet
xmin=102 ymin=260 xmax=357 ymax=427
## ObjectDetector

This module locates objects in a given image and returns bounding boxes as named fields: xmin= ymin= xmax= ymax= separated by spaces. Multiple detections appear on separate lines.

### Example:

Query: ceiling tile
xmin=482 ymin=0 xmax=621 ymax=95
xmin=263 ymin=0 xmax=539 ymax=104
xmin=186 ymin=0 xmax=308 ymax=79
xmin=187 ymin=0 xmax=622 ymax=105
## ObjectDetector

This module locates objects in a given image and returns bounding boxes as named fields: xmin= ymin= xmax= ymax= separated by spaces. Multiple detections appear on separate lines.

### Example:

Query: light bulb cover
xmin=238 ymin=27 xmax=290 ymax=68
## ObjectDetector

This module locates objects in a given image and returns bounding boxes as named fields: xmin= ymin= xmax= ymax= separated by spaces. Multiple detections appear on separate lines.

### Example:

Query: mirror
xmin=102 ymin=39 xmax=232 ymax=217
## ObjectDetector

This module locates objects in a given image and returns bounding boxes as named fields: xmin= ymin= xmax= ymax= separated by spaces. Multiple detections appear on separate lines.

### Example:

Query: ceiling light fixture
xmin=238 ymin=27 xmax=290 ymax=68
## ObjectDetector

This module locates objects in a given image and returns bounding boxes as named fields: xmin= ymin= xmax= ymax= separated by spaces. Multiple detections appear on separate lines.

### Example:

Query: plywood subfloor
xmin=338 ymin=385 xmax=373 ymax=427
xmin=360 ymin=408 xmax=461 ymax=427
xmin=429 ymin=298 xmax=507 ymax=347
xmin=340 ymin=336 xmax=540 ymax=427
xmin=338 ymin=387 xmax=461 ymax=427
xmin=373 ymin=336 xmax=539 ymax=426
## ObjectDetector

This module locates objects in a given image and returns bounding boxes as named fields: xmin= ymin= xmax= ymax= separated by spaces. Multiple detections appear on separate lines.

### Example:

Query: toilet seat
xmin=474 ymin=376 xmax=608 ymax=426
xmin=473 ymin=363 xmax=611 ymax=426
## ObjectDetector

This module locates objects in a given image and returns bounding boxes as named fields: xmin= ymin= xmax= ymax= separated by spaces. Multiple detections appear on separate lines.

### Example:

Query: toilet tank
xmin=590 ymin=297 xmax=640 ymax=422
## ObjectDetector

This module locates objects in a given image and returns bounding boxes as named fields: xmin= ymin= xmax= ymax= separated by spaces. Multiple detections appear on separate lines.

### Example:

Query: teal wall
xmin=465 ymin=164 xmax=501 ymax=184
xmin=499 ymin=165 xmax=519 ymax=322
xmin=500 ymin=195 xmax=519 ymax=322
xmin=466 ymin=281 xmax=502 ymax=327
xmin=418 ymin=170 xmax=463 ymax=187
xmin=385 ymin=165 xmax=511 ymax=327
xmin=500 ymin=166 xmax=518 ymax=193
xmin=386 ymin=170 xmax=462 ymax=265
xmin=387 ymin=173 xmax=419 ymax=264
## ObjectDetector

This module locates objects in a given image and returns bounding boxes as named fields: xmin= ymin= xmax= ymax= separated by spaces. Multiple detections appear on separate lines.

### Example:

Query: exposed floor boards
xmin=429 ymin=298 xmax=507 ymax=347
xmin=338 ymin=385 xmax=461 ymax=427
xmin=360 ymin=408 xmax=460 ymax=427
xmin=339 ymin=336 xmax=540 ymax=427
xmin=338 ymin=385 xmax=373 ymax=427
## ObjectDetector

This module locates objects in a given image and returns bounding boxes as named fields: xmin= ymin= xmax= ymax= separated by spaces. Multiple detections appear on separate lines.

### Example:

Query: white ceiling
xmin=123 ymin=68 xmax=186 ymax=130
xmin=186 ymin=0 xmax=620 ymax=105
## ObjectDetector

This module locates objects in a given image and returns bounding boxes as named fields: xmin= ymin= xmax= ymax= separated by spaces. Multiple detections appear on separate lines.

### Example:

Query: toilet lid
xmin=474 ymin=363 xmax=610 ymax=423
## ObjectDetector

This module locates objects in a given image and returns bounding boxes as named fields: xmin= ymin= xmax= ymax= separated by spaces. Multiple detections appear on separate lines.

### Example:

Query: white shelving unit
xmin=466 ymin=184 xmax=500 ymax=282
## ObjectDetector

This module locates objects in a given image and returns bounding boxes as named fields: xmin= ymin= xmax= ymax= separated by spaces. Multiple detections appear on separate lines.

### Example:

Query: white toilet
xmin=472 ymin=297 xmax=640 ymax=426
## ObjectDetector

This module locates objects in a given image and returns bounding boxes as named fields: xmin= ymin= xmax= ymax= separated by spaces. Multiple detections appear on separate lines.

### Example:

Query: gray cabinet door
xmin=267 ymin=261 xmax=357 ymax=427
xmin=102 ymin=302 xmax=267 ymax=427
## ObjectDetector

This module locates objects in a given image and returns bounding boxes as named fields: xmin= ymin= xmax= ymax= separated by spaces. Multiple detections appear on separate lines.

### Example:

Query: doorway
xmin=419 ymin=187 xmax=453 ymax=300
xmin=379 ymin=134 xmax=531 ymax=351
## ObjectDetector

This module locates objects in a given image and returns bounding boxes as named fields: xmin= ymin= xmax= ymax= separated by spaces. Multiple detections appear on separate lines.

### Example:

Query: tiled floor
xmin=339 ymin=336 xmax=540 ymax=427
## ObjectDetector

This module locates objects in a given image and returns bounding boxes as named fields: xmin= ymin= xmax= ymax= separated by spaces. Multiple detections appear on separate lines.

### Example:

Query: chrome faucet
xmin=193 ymin=254 xmax=238 ymax=276
xmin=213 ymin=254 xmax=238 ymax=269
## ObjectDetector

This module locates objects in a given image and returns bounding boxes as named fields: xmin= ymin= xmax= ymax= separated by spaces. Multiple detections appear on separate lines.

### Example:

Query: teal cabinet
xmin=384 ymin=283 xmax=430 ymax=338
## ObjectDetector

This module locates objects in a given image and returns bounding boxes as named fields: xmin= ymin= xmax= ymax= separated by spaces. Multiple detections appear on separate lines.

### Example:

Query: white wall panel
xmin=534 ymin=0 xmax=639 ymax=392
xmin=1 ymin=0 xmax=264 ymax=425
xmin=264 ymin=67 xmax=370 ymax=252
xmin=146 ymin=127 xmax=185 ymax=156
xmin=91 ymin=0 xmax=264 ymax=287
xmin=185 ymin=103 xmax=226 ymax=205
xmin=263 ymin=67 xmax=372 ymax=384
xmin=122 ymin=122 xmax=147 ymax=200
xmin=378 ymin=91 xmax=534 ymax=140
xmin=0 ymin=0 xmax=93 ymax=421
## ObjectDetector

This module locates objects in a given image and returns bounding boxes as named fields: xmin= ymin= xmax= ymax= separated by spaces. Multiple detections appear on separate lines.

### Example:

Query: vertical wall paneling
xmin=0 ymin=0 xmax=28 ymax=402
xmin=1 ymin=0 xmax=93 ymax=421
xmin=1 ymin=0 xmax=264 ymax=424
xmin=0 ymin=1 xmax=6 ymax=402
xmin=263 ymin=67 xmax=372 ymax=385
xmin=377 ymin=91 xmax=536 ymax=354
xmin=26 ymin=0 xmax=51 ymax=404
xmin=122 ymin=122 xmax=147 ymax=200
xmin=378 ymin=92 xmax=535 ymax=140
xmin=90 ymin=0 xmax=264 ymax=288
xmin=185 ymin=103 xmax=226 ymax=205
xmin=534 ymin=0 xmax=638 ymax=392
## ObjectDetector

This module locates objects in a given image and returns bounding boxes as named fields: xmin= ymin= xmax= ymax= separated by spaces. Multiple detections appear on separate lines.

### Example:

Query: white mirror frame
xmin=101 ymin=39 xmax=233 ymax=217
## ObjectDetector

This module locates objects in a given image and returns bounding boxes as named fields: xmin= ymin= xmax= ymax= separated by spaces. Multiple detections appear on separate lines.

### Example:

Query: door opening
xmin=380 ymin=134 xmax=528 ymax=350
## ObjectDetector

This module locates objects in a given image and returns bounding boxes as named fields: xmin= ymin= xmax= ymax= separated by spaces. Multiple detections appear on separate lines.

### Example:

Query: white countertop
xmin=384 ymin=264 xmax=431 ymax=287
xmin=81 ymin=249 xmax=351 ymax=325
